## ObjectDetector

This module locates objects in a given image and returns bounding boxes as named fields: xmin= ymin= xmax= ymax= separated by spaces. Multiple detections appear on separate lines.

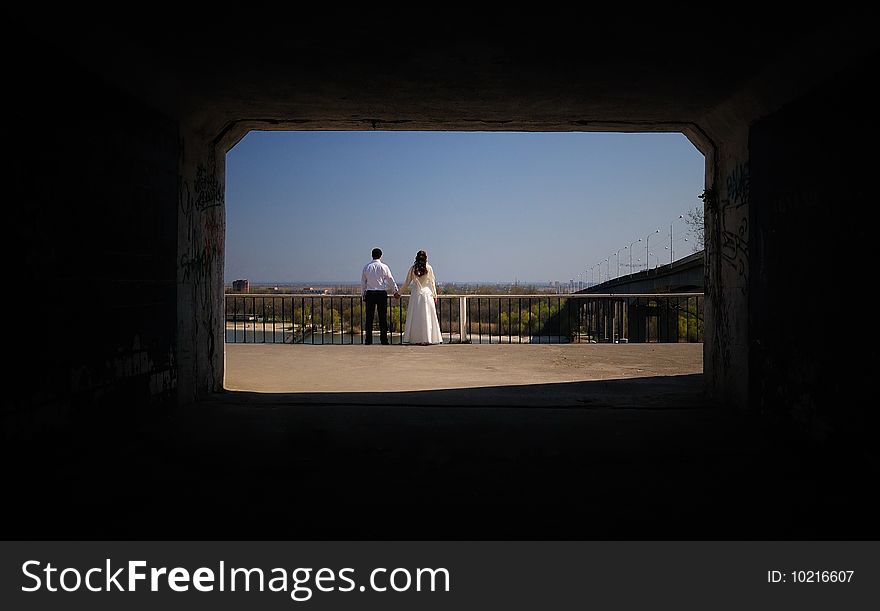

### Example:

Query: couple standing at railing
xmin=361 ymin=247 xmax=442 ymax=345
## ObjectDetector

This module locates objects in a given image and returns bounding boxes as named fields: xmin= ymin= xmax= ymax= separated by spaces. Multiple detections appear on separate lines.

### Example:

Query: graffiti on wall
xmin=177 ymin=152 xmax=225 ymax=396
xmin=704 ymin=160 xmax=751 ymax=376
xmin=179 ymin=162 xmax=224 ymax=282
xmin=191 ymin=164 xmax=225 ymax=212
xmin=707 ymin=161 xmax=750 ymax=296
xmin=726 ymin=161 xmax=749 ymax=209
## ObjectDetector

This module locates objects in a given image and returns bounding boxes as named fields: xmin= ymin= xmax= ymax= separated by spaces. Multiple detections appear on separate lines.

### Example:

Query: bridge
xmin=582 ymin=251 xmax=703 ymax=294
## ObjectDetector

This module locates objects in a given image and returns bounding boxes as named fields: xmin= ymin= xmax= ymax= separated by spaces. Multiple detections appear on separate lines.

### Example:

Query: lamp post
xmin=628 ymin=238 xmax=641 ymax=276
xmin=649 ymin=252 xmax=659 ymax=269
xmin=646 ymin=229 xmax=660 ymax=272
xmin=615 ymin=246 xmax=626 ymax=279
xmin=670 ymin=214 xmax=684 ymax=263
xmin=605 ymin=257 xmax=610 ymax=282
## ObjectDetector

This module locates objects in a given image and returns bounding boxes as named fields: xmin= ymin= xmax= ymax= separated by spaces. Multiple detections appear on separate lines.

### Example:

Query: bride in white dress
xmin=402 ymin=250 xmax=443 ymax=345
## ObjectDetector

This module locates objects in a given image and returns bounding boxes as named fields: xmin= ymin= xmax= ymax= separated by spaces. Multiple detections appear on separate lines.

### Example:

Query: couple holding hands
xmin=361 ymin=247 xmax=442 ymax=345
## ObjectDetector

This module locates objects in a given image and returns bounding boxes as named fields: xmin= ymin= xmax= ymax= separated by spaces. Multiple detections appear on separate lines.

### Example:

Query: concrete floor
xmin=7 ymin=344 xmax=878 ymax=539
xmin=224 ymin=343 xmax=704 ymax=396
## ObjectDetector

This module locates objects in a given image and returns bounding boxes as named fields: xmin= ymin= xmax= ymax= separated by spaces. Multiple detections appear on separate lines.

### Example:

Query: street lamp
xmin=670 ymin=214 xmax=684 ymax=263
xmin=646 ymin=229 xmax=660 ymax=272
xmin=605 ymin=257 xmax=610 ymax=282
xmin=615 ymin=246 xmax=627 ymax=279
xmin=628 ymin=238 xmax=641 ymax=276
xmin=649 ymin=252 xmax=659 ymax=269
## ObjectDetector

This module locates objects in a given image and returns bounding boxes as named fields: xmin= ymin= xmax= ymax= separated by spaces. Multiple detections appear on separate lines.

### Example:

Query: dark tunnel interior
xmin=5 ymin=17 xmax=879 ymax=539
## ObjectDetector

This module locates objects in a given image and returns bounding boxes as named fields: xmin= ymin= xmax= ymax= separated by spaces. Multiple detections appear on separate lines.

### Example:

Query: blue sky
xmin=225 ymin=131 xmax=704 ymax=284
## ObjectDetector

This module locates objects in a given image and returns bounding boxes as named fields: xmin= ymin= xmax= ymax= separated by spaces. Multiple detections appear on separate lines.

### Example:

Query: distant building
xmin=232 ymin=279 xmax=250 ymax=293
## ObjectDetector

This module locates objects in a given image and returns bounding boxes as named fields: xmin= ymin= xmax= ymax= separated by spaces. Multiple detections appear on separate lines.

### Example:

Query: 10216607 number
xmin=791 ymin=570 xmax=854 ymax=583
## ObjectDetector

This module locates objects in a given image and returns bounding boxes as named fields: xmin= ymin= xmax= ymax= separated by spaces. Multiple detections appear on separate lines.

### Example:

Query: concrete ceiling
xmin=17 ymin=13 xmax=876 ymax=143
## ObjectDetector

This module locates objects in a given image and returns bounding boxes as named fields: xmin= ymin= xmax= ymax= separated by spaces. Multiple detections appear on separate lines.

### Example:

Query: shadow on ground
xmin=7 ymin=374 xmax=878 ymax=539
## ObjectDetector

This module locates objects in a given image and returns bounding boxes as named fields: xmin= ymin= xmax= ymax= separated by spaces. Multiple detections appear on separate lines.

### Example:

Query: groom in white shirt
xmin=361 ymin=247 xmax=400 ymax=345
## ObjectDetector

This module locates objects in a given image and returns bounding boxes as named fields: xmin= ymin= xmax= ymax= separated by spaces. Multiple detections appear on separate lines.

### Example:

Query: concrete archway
xmin=10 ymin=18 xmax=876 ymax=425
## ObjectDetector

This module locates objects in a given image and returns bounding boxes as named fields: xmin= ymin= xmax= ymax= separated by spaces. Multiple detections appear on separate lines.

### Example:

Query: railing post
xmin=459 ymin=296 xmax=469 ymax=343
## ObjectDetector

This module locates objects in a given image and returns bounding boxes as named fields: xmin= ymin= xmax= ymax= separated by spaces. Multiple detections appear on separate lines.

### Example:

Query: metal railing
xmin=225 ymin=293 xmax=703 ymax=344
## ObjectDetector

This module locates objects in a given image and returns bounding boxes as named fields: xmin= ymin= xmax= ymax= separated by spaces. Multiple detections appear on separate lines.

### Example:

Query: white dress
xmin=403 ymin=264 xmax=443 ymax=344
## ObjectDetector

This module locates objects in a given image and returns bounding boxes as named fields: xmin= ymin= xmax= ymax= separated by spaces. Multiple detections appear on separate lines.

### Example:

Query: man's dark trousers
xmin=364 ymin=290 xmax=389 ymax=345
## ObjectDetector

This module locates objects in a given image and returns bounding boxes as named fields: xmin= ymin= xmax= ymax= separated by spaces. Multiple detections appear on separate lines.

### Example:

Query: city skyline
xmin=225 ymin=131 xmax=705 ymax=283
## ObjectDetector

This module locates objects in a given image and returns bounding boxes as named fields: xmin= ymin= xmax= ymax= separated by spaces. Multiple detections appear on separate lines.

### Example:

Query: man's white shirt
xmin=361 ymin=259 xmax=399 ymax=296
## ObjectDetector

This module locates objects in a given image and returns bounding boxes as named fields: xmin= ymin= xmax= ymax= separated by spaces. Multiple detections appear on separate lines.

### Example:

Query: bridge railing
xmin=225 ymin=293 xmax=704 ymax=344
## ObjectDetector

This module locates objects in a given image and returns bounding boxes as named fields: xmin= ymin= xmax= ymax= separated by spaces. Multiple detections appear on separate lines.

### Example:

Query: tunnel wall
xmin=700 ymin=29 xmax=875 ymax=419
xmin=749 ymin=54 xmax=876 ymax=441
xmin=704 ymin=141 xmax=750 ymax=408
xmin=176 ymin=132 xmax=225 ymax=401
xmin=7 ymin=58 xmax=179 ymax=434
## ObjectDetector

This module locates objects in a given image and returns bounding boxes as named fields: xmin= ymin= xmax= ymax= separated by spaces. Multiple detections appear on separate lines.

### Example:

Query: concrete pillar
xmin=459 ymin=297 xmax=469 ymax=343
xmin=177 ymin=132 xmax=226 ymax=401
xmin=703 ymin=143 xmax=750 ymax=408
